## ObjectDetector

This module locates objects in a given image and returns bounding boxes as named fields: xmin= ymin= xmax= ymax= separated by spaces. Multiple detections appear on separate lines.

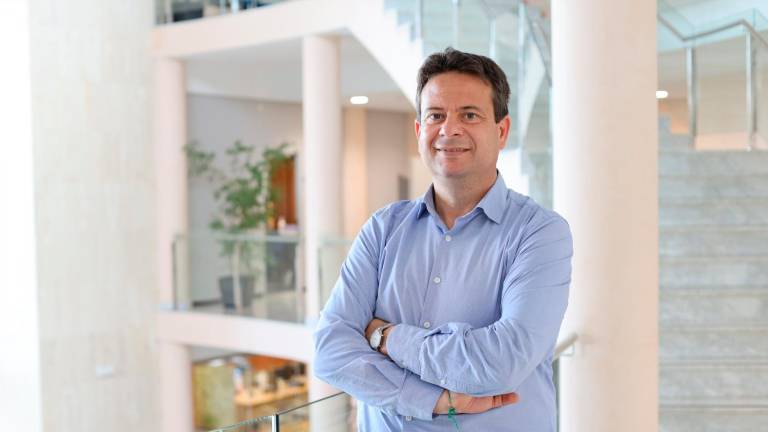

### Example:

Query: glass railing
xmin=318 ymin=238 xmax=353 ymax=312
xmin=657 ymin=0 xmax=768 ymax=150
xmin=384 ymin=0 xmax=553 ymax=207
xmin=206 ymin=333 xmax=576 ymax=432
xmin=172 ymin=231 xmax=304 ymax=322
xmin=155 ymin=0 xmax=293 ymax=25
xmin=208 ymin=391 xmax=356 ymax=432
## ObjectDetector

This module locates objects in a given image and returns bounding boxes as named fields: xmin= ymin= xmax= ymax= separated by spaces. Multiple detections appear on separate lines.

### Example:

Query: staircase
xmin=659 ymin=125 xmax=768 ymax=431
xmin=382 ymin=0 xmax=553 ymax=206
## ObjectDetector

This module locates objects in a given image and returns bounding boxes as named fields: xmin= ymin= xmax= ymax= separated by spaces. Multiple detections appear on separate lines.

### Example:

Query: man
xmin=313 ymin=48 xmax=572 ymax=431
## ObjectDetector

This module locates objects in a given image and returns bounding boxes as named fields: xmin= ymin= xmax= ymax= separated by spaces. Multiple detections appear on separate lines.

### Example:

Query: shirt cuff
xmin=396 ymin=372 xmax=443 ymax=421
xmin=387 ymin=323 xmax=431 ymax=375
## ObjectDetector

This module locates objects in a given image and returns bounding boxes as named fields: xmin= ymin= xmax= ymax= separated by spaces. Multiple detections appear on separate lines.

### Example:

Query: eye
xmin=463 ymin=112 xmax=480 ymax=121
xmin=425 ymin=113 xmax=444 ymax=122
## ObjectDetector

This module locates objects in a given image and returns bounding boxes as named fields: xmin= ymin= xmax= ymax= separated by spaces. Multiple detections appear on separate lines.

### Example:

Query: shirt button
xmin=423 ymin=321 xmax=431 ymax=329
xmin=405 ymin=416 xmax=413 ymax=421
xmin=445 ymin=235 xmax=452 ymax=242
xmin=433 ymin=276 xmax=441 ymax=284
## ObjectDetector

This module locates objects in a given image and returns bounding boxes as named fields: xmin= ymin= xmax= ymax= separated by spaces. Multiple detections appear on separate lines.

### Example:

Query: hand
xmin=433 ymin=390 xmax=519 ymax=415
xmin=364 ymin=318 xmax=389 ymax=341
xmin=364 ymin=318 xmax=395 ymax=356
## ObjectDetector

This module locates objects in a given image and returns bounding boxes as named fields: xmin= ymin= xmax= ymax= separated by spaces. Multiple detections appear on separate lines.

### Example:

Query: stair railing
xmin=658 ymin=13 xmax=768 ymax=150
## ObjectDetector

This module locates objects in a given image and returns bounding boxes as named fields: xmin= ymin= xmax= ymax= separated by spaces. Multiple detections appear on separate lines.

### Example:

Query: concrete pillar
xmin=551 ymin=1 xmax=659 ymax=431
xmin=158 ymin=342 xmax=194 ymax=432
xmin=0 ymin=3 xmax=42 ymax=430
xmin=301 ymin=35 xmax=343 ymax=322
xmin=154 ymin=57 xmax=189 ymax=308
xmin=153 ymin=58 xmax=194 ymax=431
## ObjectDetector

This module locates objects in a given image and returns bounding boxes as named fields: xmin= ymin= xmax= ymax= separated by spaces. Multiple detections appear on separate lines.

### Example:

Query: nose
xmin=439 ymin=114 xmax=464 ymax=137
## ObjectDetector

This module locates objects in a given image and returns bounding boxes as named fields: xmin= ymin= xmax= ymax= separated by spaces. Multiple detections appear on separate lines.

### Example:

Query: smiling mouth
xmin=435 ymin=148 xmax=469 ymax=153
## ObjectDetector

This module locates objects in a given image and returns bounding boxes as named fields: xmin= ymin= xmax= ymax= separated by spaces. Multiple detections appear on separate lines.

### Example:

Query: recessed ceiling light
xmin=350 ymin=96 xmax=369 ymax=105
xmin=656 ymin=90 xmax=669 ymax=99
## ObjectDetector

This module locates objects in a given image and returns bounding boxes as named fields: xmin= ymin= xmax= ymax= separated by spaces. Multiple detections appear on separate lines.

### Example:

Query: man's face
xmin=415 ymin=72 xmax=510 ymax=183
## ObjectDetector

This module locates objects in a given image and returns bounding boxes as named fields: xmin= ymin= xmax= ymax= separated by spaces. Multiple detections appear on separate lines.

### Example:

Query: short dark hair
xmin=416 ymin=47 xmax=510 ymax=123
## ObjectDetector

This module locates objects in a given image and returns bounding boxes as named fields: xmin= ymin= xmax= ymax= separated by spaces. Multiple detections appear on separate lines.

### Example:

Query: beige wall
xmin=365 ymin=110 xmax=412 ymax=214
xmin=28 ymin=1 xmax=159 ymax=430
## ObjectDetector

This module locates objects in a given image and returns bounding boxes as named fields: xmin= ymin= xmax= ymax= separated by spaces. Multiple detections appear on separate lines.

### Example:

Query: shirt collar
xmin=416 ymin=172 xmax=507 ymax=224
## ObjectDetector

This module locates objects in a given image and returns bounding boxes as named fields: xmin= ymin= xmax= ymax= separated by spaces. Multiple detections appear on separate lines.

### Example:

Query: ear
xmin=497 ymin=115 xmax=511 ymax=149
xmin=414 ymin=118 xmax=421 ymax=139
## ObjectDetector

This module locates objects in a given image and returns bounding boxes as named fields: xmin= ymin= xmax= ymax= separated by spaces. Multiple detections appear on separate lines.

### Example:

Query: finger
xmin=501 ymin=392 xmax=519 ymax=405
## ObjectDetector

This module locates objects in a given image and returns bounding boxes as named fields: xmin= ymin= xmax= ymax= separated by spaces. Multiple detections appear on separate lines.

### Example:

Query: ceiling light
xmin=656 ymin=90 xmax=669 ymax=99
xmin=350 ymin=96 xmax=369 ymax=105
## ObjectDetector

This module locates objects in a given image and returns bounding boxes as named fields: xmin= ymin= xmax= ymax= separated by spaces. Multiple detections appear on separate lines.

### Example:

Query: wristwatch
xmin=369 ymin=323 xmax=394 ymax=352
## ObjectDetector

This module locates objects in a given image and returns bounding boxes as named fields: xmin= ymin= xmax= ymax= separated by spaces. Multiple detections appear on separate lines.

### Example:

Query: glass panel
xmin=455 ymin=0 xmax=491 ymax=56
xmin=173 ymin=232 xmax=304 ymax=322
xmin=657 ymin=0 xmax=692 ymax=52
xmin=657 ymin=0 xmax=695 ymax=40
xmin=657 ymin=0 xmax=690 ymax=136
xmin=206 ymin=416 xmax=275 ymax=432
xmin=318 ymin=238 xmax=353 ymax=311
xmin=276 ymin=392 xmax=357 ymax=432
xmin=694 ymin=28 xmax=749 ymax=149
xmin=755 ymin=16 xmax=768 ymax=148
xmin=156 ymin=0 xmax=295 ymax=25
xmin=523 ymin=82 xmax=552 ymax=209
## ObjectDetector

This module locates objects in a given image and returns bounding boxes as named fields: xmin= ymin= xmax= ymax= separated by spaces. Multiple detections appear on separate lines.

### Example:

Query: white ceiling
xmin=184 ymin=1 xmax=768 ymax=106
xmin=185 ymin=34 xmax=414 ymax=113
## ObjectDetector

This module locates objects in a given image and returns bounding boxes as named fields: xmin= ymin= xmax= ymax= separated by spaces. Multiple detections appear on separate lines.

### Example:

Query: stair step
xmin=660 ymin=325 xmax=768 ymax=361
xmin=660 ymin=405 xmax=768 ymax=432
xmin=660 ymin=151 xmax=768 ymax=176
xmin=660 ymin=287 xmax=768 ymax=326
xmin=659 ymin=133 xmax=693 ymax=151
xmin=660 ymin=198 xmax=768 ymax=226
xmin=661 ymin=256 xmax=768 ymax=286
xmin=660 ymin=362 xmax=768 ymax=404
xmin=660 ymin=225 xmax=768 ymax=256
xmin=660 ymin=175 xmax=768 ymax=199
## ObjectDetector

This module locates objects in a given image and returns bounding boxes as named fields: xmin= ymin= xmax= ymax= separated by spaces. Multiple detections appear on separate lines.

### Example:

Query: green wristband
xmin=447 ymin=390 xmax=460 ymax=431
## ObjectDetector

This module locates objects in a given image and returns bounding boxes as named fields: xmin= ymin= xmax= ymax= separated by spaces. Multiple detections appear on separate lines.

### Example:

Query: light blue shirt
xmin=313 ymin=174 xmax=572 ymax=432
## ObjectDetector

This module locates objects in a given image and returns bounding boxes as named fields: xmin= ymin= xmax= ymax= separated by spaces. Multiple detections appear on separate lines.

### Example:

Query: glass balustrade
xmin=318 ymin=238 xmax=353 ymax=311
xmin=207 ymin=392 xmax=356 ymax=432
xmin=172 ymin=231 xmax=304 ymax=322
xmin=155 ymin=0 xmax=292 ymax=25
xmin=203 ymin=355 xmax=576 ymax=431
xmin=385 ymin=0 xmax=552 ymax=206
xmin=657 ymin=0 xmax=768 ymax=150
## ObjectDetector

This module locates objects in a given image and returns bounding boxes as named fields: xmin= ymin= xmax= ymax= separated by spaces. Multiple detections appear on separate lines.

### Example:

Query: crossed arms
xmin=312 ymin=210 xmax=572 ymax=420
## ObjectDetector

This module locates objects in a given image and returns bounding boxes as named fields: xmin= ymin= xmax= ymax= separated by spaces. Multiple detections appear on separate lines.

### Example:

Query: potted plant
xmin=185 ymin=140 xmax=289 ymax=309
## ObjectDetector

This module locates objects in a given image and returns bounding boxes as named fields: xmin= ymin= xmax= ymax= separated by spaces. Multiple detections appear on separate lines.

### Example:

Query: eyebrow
xmin=423 ymin=105 xmax=485 ymax=112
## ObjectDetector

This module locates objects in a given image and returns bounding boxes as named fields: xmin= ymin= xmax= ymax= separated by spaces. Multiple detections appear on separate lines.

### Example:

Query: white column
xmin=551 ymin=1 xmax=659 ymax=431
xmin=0 ymin=3 xmax=42 ymax=430
xmin=302 ymin=35 xmax=343 ymax=322
xmin=158 ymin=342 xmax=194 ymax=432
xmin=154 ymin=58 xmax=194 ymax=431
xmin=154 ymin=57 xmax=189 ymax=308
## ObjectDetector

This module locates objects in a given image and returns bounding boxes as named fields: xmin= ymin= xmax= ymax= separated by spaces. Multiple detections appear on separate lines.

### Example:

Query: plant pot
xmin=218 ymin=275 xmax=255 ymax=308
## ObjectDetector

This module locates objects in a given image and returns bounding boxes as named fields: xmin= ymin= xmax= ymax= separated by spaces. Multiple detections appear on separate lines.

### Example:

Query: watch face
xmin=370 ymin=329 xmax=382 ymax=349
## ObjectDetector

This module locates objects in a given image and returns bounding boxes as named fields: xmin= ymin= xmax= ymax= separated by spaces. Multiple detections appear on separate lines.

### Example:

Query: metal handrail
xmin=525 ymin=7 xmax=552 ymax=86
xmin=658 ymin=15 xmax=768 ymax=49
xmin=554 ymin=332 xmax=578 ymax=360
xmin=658 ymin=11 xmax=768 ymax=149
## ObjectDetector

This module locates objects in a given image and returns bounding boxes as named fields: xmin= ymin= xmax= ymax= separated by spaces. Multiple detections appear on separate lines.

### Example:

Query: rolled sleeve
xmin=386 ymin=324 xmax=431 ymax=374
xmin=396 ymin=373 xmax=443 ymax=421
